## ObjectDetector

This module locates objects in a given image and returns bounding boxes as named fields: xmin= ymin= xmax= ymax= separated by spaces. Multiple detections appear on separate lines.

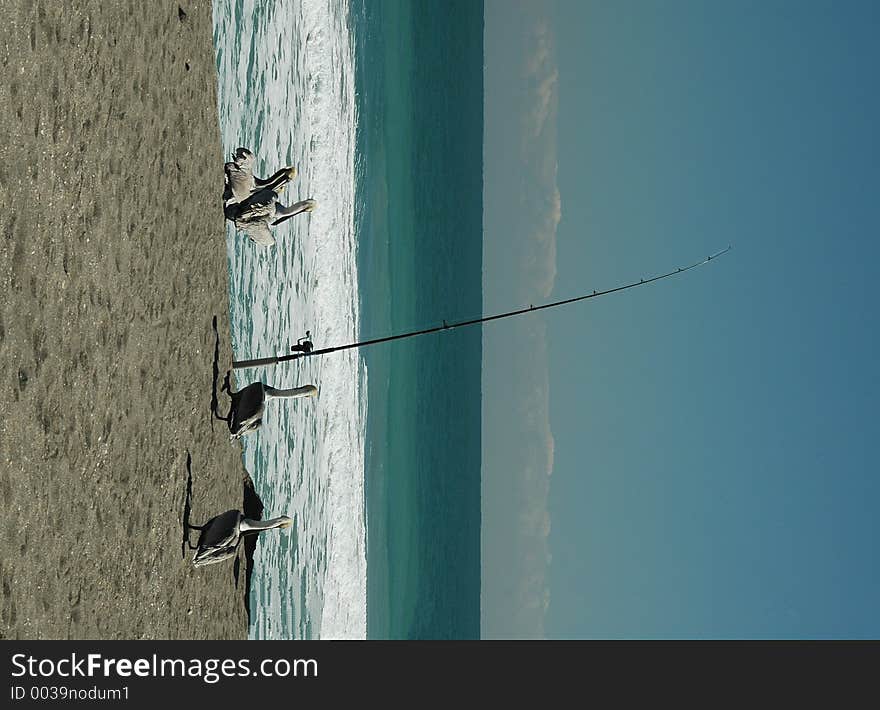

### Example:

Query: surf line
xmin=232 ymin=246 xmax=732 ymax=371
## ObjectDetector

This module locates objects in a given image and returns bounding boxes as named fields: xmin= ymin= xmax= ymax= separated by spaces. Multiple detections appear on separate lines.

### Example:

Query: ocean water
xmin=212 ymin=0 xmax=366 ymax=640
xmin=212 ymin=0 xmax=483 ymax=640
xmin=353 ymin=0 xmax=483 ymax=639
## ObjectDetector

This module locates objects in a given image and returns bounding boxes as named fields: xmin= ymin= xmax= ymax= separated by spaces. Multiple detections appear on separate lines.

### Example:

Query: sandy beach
xmin=0 ymin=0 xmax=252 ymax=639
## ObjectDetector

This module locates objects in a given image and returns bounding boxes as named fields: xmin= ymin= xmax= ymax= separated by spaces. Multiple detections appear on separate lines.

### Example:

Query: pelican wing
xmin=192 ymin=510 xmax=243 ymax=567
xmin=224 ymin=165 xmax=256 ymax=204
xmin=236 ymin=221 xmax=275 ymax=247
xmin=233 ymin=190 xmax=279 ymax=246
xmin=192 ymin=540 xmax=239 ymax=567
xmin=230 ymin=415 xmax=263 ymax=440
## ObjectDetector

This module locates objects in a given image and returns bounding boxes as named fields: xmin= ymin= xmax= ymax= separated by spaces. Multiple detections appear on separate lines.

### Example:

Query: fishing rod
xmin=232 ymin=245 xmax=731 ymax=370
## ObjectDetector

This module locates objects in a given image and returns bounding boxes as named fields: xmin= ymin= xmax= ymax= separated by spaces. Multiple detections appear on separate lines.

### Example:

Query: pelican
xmin=188 ymin=509 xmax=293 ymax=567
xmin=221 ymin=373 xmax=318 ymax=440
xmin=223 ymin=147 xmax=317 ymax=247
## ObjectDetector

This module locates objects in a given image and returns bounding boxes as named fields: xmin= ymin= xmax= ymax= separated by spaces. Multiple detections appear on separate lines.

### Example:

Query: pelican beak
xmin=305 ymin=198 xmax=318 ymax=212
xmin=286 ymin=167 xmax=297 ymax=180
xmin=280 ymin=517 xmax=294 ymax=529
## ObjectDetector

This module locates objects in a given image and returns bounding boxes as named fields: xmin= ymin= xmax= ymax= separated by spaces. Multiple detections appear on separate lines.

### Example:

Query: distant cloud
xmin=526 ymin=22 xmax=559 ymax=141
xmin=531 ymin=186 xmax=560 ymax=298
xmin=521 ymin=19 xmax=560 ymax=300
xmin=483 ymin=2 xmax=560 ymax=639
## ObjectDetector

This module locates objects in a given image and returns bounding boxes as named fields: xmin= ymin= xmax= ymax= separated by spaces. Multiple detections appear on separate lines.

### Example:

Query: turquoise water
xmin=351 ymin=0 xmax=484 ymax=639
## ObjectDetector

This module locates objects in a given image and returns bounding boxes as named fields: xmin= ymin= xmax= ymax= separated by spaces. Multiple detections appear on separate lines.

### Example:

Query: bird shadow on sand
xmin=181 ymin=451 xmax=195 ymax=560
xmin=210 ymin=315 xmax=230 ymax=430
xmin=238 ymin=473 xmax=265 ymax=624
xmin=180 ymin=450 xmax=266 ymax=625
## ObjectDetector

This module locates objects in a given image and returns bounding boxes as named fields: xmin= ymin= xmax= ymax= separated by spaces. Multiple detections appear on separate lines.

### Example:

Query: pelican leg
xmin=184 ymin=523 xmax=204 ymax=550
xmin=221 ymin=371 xmax=239 ymax=424
xmin=182 ymin=525 xmax=201 ymax=555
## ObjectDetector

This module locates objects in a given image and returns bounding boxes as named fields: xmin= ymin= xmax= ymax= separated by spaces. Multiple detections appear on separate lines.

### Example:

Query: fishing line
xmin=232 ymin=246 xmax=731 ymax=370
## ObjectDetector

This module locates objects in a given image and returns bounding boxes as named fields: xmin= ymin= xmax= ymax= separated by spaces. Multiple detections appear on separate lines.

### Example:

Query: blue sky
xmin=483 ymin=0 xmax=879 ymax=638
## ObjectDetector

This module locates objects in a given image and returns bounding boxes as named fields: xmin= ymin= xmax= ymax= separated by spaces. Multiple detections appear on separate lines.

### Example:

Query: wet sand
xmin=0 ymin=1 xmax=251 ymax=639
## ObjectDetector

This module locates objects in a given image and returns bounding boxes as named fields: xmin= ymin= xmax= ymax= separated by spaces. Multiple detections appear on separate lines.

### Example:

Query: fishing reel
xmin=291 ymin=331 xmax=314 ymax=354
